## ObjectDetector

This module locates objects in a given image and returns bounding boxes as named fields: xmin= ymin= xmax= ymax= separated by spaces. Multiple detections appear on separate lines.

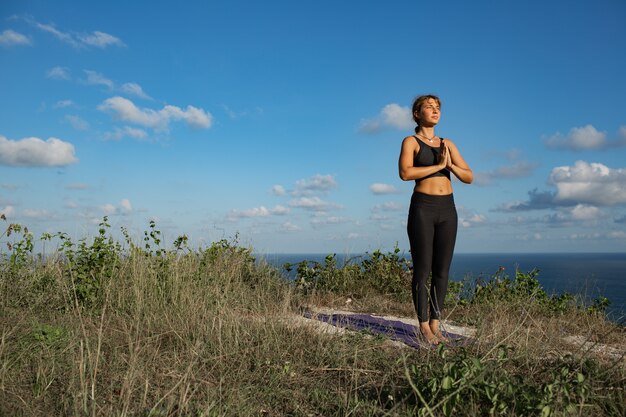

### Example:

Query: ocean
xmin=258 ymin=252 xmax=626 ymax=322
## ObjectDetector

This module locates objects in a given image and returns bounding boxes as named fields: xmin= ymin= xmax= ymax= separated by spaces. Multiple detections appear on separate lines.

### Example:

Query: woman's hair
xmin=412 ymin=94 xmax=441 ymax=131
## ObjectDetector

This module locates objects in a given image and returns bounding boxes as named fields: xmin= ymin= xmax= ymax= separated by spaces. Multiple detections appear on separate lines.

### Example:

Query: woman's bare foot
xmin=429 ymin=319 xmax=449 ymax=343
xmin=419 ymin=323 xmax=439 ymax=345
xmin=434 ymin=332 xmax=449 ymax=343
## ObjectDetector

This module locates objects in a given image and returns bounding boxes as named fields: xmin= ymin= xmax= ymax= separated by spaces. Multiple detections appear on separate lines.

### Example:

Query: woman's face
xmin=415 ymin=98 xmax=440 ymax=126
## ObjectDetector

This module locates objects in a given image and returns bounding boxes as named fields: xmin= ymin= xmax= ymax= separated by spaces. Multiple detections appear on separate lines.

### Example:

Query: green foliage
xmin=201 ymin=236 xmax=254 ymax=266
xmin=2 ymin=222 xmax=35 ymax=270
xmin=143 ymin=220 xmax=164 ymax=257
xmin=288 ymin=245 xmax=411 ymax=298
xmin=30 ymin=323 xmax=68 ymax=349
xmin=408 ymin=346 xmax=600 ymax=417
xmin=57 ymin=217 xmax=121 ymax=310
xmin=289 ymin=250 xmax=614 ymax=319
xmin=289 ymin=253 xmax=360 ymax=294
xmin=361 ymin=247 xmax=412 ymax=296
xmin=445 ymin=280 xmax=465 ymax=306
xmin=587 ymin=295 xmax=610 ymax=315
xmin=455 ymin=267 xmax=610 ymax=317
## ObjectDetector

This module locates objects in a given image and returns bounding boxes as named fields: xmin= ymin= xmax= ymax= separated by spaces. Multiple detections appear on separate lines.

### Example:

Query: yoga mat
xmin=302 ymin=310 xmax=468 ymax=349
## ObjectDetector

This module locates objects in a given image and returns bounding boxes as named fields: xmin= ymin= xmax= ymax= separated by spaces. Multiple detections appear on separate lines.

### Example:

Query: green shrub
xmin=287 ymin=245 xmax=411 ymax=299
xmin=407 ymin=345 xmax=612 ymax=417
xmin=455 ymin=267 xmax=610 ymax=317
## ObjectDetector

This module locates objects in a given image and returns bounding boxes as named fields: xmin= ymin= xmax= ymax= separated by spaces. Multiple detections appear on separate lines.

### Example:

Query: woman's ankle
xmin=429 ymin=319 xmax=441 ymax=335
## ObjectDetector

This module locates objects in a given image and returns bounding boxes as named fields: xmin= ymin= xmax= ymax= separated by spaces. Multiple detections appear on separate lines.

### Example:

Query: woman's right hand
xmin=438 ymin=144 xmax=449 ymax=169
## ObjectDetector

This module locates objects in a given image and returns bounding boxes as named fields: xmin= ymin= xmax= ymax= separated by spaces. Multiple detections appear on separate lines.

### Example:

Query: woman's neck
xmin=416 ymin=127 xmax=436 ymax=138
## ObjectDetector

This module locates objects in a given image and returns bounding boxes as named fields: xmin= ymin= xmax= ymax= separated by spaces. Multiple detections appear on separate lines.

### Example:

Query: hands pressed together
xmin=438 ymin=143 xmax=453 ymax=170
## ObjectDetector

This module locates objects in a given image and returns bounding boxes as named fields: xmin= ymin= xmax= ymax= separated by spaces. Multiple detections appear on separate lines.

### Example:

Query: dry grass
xmin=0 ymin=248 xmax=421 ymax=416
xmin=0 ymin=233 xmax=624 ymax=416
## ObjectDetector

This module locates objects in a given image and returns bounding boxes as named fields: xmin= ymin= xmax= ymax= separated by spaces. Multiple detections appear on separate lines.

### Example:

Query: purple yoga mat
xmin=302 ymin=310 xmax=468 ymax=349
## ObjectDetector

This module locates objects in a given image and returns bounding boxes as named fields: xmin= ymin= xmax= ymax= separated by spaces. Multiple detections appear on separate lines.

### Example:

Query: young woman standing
xmin=398 ymin=95 xmax=473 ymax=344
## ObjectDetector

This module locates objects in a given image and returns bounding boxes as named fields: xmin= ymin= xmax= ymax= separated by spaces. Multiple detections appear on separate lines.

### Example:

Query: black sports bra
xmin=413 ymin=135 xmax=450 ymax=182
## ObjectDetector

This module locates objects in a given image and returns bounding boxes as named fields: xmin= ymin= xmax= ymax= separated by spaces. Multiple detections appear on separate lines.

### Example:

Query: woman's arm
xmin=443 ymin=139 xmax=473 ymax=184
xmin=398 ymin=136 xmax=447 ymax=181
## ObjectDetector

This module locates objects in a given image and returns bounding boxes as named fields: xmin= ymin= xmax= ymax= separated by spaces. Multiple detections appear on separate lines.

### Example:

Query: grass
xmin=0 ymin=218 xmax=624 ymax=416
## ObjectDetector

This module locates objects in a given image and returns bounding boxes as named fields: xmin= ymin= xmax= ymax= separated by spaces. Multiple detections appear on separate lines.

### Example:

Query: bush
xmin=286 ymin=245 xmax=412 ymax=299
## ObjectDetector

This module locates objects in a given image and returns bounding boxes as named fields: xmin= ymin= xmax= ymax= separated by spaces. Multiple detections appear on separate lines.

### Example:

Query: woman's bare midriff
xmin=413 ymin=176 xmax=453 ymax=195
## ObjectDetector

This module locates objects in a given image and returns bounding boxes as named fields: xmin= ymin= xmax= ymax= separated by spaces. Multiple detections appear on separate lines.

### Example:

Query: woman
xmin=398 ymin=95 xmax=473 ymax=344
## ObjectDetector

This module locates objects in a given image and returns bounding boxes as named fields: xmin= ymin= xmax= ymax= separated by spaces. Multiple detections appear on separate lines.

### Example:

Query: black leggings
xmin=407 ymin=192 xmax=458 ymax=323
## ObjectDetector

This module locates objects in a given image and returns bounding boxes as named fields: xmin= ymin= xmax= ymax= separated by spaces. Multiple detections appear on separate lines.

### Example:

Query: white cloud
xmin=289 ymin=197 xmax=340 ymax=211
xmin=35 ymin=21 xmax=79 ymax=47
xmin=474 ymin=149 xmax=537 ymax=186
xmin=276 ymin=175 xmax=338 ymax=197
xmin=98 ymin=96 xmax=212 ymax=130
xmin=104 ymin=126 xmax=148 ymax=141
xmin=228 ymin=205 xmax=289 ymax=219
xmin=0 ymin=135 xmax=78 ymax=167
xmin=78 ymin=31 xmax=124 ymax=48
xmin=101 ymin=204 xmax=116 ymax=215
xmin=457 ymin=206 xmax=487 ymax=228
xmin=460 ymin=213 xmax=487 ymax=228
xmin=541 ymin=205 xmax=604 ymax=227
xmin=272 ymin=185 xmax=286 ymax=196
xmin=568 ymin=231 xmax=625 ymax=241
xmin=31 ymin=19 xmax=123 ymax=49
xmin=608 ymin=231 xmax=626 ymax=239
xmin=280 ymin=221 xmax=301 ymax=232
xmin=46 ymin=66 xmax=71 ymax=80
xmin=271 ymin=205 xmax=290 ymax=215
xmin=64 ymin=115 xmax=90 ymax=130
xmin=1 ymin=206 xmax=16 ymax=218
xmin=161 ymin=104 xmax=212 ymax=128
xmin=372 ymin=201 xmax=403 ymax=212
xmin=96 ymin=200 xmax=135 ymax=217
xmin=0 ymin=29 xmax=31 ymax=47
xmin=570 ymin=204 xmax=601 ymax=220
xmin=82 ymin=71 xmax=152 ymax=100
xmin=293 ymin=174 xmax=337 ymax=195
xmin=544 ymin=125 xmax=607 ymax=150
xmin=120 ymin=199 xmax=132 ymax=213
xmin=311 ymin=215 xmax=350 ymax=227
xmin=474 ymin=161 xmax=538 ymax=186
xmin=369 ymin=183 xmax=399 ymax=195
xmin=359 ymin=103 xmax=413 ymax=133
xmin=549 ymin=161 xmax=626 ymax=206
xmin=54 ymin=99 xmax=74 ymax=108
xmin=359 ymin=119 xmax=381 ymax=133
xmin=381 ymin=103 xmax=414 ymax=129
xmin=84 ymin=70 xmax=114 ymax=89
xmin=243 ymin=206 xmax=270 ymax=217
xmin=120 ymin=82 xmax=152 ymax=100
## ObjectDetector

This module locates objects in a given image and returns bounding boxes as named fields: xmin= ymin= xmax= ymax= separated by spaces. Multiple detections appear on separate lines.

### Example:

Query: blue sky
xmin=1 ymin=0 xmax=625 ymax=254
